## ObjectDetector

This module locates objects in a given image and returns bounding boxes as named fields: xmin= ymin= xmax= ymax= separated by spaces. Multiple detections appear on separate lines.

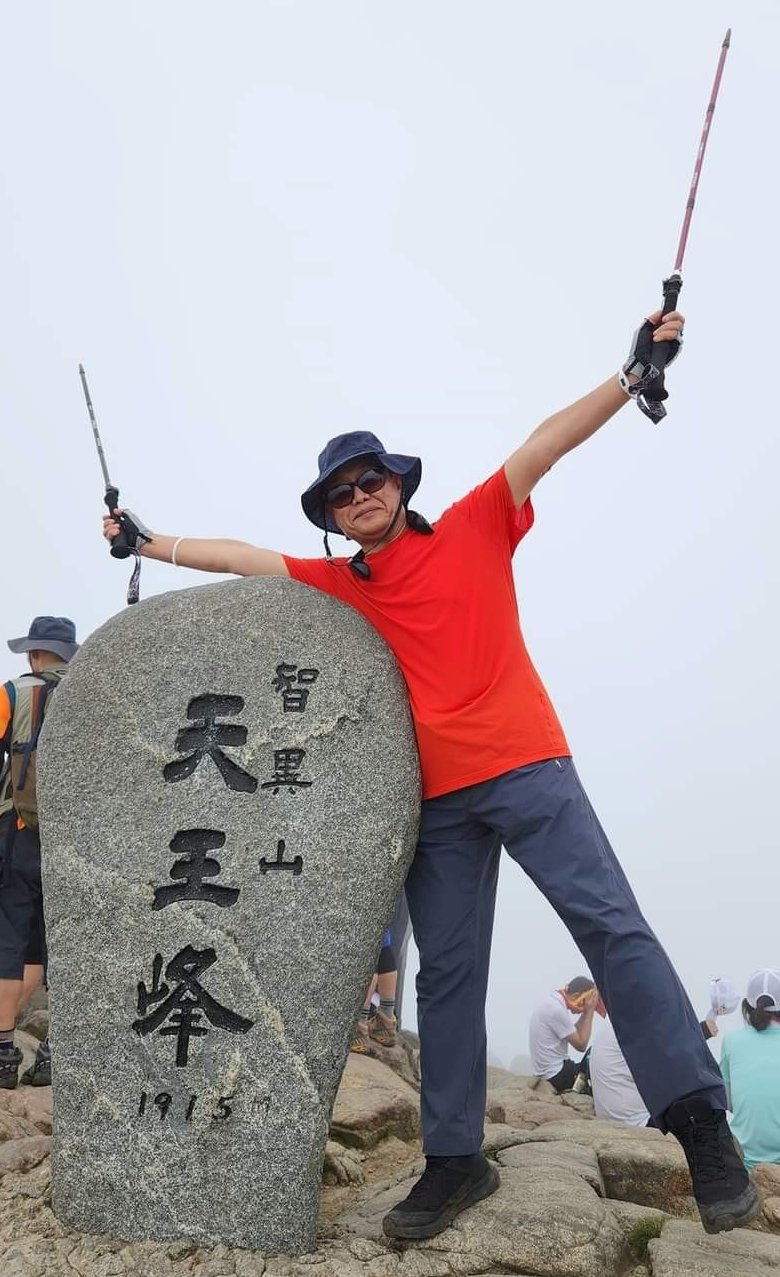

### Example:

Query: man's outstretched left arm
xmin=503 ymin=308 xmax=684 ymax=508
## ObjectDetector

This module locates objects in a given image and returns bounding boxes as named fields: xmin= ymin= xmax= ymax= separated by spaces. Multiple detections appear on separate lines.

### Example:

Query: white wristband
xmin=171 ymin=537 xmax=185 ymax=567
xmin=617 ymin=369 xmax=633 ymax=397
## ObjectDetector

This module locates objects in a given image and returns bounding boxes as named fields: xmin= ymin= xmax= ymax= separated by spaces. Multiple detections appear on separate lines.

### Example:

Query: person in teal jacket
xmin=720 ymin=969 xmax=780 ymax=1170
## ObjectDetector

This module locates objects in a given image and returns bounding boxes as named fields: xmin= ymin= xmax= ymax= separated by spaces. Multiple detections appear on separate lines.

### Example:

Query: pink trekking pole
xmin=637 ymin=28 xmax=732 ymax=422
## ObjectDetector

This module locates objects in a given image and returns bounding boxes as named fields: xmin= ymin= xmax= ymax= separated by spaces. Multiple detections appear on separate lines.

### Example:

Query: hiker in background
xmin=590 ymin=979 xmax=740 ymax=1127
xmin=351 ymin=928 xmax=399 ymax=1053
xmin=720 ymin=970 xmax=780 ymax=1169
xmin=0 ymin=617 xmax=79 ymax=1089
xmin=529 ymin=976 xmax=602 ymax=1093
xmin=589 ymin=1013 xmax=651 ymax=1126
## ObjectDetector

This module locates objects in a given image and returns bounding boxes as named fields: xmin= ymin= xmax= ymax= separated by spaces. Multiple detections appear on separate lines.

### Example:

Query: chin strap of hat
xmin=323 ymin=529 xmax=369 ymax=578
xmin=324 ymin=491 xmax=433 ymax=578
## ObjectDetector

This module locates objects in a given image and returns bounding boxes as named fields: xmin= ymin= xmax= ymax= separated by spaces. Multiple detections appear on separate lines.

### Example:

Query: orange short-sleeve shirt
xmin=0 ymin=684 xmax=12 ymax=742
xmin=284 ymin=468 xmax=569 ymax=800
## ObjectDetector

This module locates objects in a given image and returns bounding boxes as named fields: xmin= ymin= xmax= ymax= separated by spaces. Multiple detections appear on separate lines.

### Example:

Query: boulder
xmin=0 ymin=1086 xmax=54 ymax=1136
xmin=342 ymin=1162 xmax=627 ymax=1276
xmin=0 ymin=1136 xmax=52 ymax=1175
xmin=509 ymin=1117 xmax=697 ymax=1216
xmin=649 ymin=1217 xmax=780 ymax=1276
xmin=497 ymin=1139 xmax=605 ymax=1197
xmin=37 ymin=578 xmax=420 ymax=1254
xmin=331 ymin=1055 xmax=420 ymax=1149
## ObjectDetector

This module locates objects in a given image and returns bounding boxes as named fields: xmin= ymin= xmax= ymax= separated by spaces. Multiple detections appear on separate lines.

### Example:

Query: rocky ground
xmin=3 ymin=1010 xmax=780 ymax=1277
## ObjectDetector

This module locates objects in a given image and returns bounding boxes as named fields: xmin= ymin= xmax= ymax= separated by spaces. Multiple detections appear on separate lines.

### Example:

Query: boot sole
xmin=383 ymin=1163 xmax=500 ymax=1240
xmin=700 ymin=1183 xmax=762 ymax=1235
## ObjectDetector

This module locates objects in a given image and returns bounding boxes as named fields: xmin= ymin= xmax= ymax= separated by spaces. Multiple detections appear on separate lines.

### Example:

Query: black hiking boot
xmin=665 ymin=1094 xmax=760 ymax=1234
xmin=0 ymin=1047 xmax=24 ymax=1090
xmin=382 ymin=1153 xmax=500 ymax=1240
xmin=21 ymin=1040 xmax=51 ymax=1087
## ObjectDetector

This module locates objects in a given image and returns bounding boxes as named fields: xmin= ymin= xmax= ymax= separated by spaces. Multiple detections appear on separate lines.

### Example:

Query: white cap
xmin=709 ymin=977 xmax=740 ymax=1017
xmin=745 ymin=969 xmax=780 ymax=1013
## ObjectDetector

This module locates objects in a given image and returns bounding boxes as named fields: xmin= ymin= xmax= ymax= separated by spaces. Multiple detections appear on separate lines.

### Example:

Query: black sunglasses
xmin=323 ymin=467 xmax=388 ymax=509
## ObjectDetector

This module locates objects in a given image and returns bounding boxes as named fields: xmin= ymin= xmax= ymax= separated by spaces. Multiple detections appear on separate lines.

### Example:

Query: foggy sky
xmin=2 ymin=1 xmax=778 ymax=1065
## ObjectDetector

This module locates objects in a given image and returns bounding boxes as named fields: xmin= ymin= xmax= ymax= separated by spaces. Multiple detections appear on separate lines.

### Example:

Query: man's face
xmin=28 ymin=649 xmax=59 ymax=674
xmin=324 ymin=459 xmax=403 ymax=544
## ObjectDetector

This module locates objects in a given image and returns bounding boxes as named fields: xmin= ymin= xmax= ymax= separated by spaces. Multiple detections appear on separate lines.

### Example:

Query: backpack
xmin=0 ymin=667 xmax=66 ymax=829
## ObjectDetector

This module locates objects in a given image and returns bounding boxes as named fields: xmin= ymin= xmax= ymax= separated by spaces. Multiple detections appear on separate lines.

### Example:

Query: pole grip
xmin=104 ymin=486 xmax=133 ymax=560
xmin=651 ymin=273 xmax=683 ymax=375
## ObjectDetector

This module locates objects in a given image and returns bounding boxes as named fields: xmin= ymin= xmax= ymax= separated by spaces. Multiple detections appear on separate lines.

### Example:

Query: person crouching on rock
xmin=528 ymin=976 xmax=602 ymax=1094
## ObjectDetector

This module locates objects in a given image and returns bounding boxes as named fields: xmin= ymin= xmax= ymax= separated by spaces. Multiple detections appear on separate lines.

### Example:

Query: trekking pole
xmin=79 ymin=364 xmax=146 ymax=604
xmin=637 ymin=28 xmax=731 ymax=422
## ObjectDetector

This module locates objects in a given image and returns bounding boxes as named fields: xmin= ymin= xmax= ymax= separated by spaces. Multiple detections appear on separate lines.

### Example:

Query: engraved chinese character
xmin=260 ymin=748 xmax=312 ymax=795
xmin=271 ymin=664 xmax=319 ymax=712
xmin=163 ymin=694 xmax=258 ymax=792
xmin=153 ymin=829 xmax=240 ymax=911
xmin=259 ymin=838 xmax=303 ymax=876
xmin=133 ymin=945 xmax=254 ymax=1067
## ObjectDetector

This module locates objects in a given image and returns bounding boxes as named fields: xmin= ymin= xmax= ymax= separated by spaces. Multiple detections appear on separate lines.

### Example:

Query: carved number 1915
xmin=138 ymin=1091 xmax=234 ymax=1122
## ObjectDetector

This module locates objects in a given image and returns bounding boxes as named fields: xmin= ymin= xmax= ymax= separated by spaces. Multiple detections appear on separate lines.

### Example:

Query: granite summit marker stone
xmin=37 ymin=576 xmax=420 ymax=1254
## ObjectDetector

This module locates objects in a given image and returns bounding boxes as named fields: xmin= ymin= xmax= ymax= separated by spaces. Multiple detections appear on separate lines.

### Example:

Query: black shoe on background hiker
xmin=21 ymin=1039 xmax=51 ymax=1087
xmin=382 ymin=1153 xmax=499 ymax=1240
xmin=0 ymin=1046 xmax=24 ymax=1090
xmin=665 ymin=1094 xmax=760 ymax=1233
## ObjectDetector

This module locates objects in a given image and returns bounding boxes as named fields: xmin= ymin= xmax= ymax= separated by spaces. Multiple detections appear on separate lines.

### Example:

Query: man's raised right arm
xmin=102 ymin=513 xmax=290 ymax=577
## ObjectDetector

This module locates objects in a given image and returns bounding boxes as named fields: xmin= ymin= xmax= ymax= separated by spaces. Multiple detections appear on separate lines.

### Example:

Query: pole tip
xmin=723 ymin=27 xmax=731 ymax=47
xmin=78 ymin=362 xmax=85 ymax=374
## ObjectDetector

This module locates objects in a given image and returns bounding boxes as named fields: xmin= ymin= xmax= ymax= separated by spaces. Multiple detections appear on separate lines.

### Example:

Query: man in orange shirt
xmin=0 ymin=616 xmax=79 ymax=1089
xmin=104 ymin=309 xmax=759 ymax=1238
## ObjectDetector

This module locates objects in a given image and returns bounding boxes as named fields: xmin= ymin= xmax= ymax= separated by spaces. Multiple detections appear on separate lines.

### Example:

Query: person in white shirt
xmin=528 ymin=976 xmax=600 ymax=1092
xmin=590 ymin=1016 xmax=650 ymax=1125
xmin=591 ymin=1012 xmax=720 ymax=1127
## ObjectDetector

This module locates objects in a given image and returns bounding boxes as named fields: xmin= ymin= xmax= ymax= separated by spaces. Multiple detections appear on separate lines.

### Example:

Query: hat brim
xmin=302 ymin=450 xmax=422 ymax=534
xmin=8 ymin=636 xmax=79 ymax=662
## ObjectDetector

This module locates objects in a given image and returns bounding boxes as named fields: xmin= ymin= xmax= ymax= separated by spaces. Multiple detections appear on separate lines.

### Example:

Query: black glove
xmin=109 ymin=508 xmax=152 ymax=561
xmin=620 ymin=318 xmax=683 ymax=423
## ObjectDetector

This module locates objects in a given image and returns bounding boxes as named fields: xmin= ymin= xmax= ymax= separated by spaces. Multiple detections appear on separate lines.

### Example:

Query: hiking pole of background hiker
xmin=634 ymin=27 xmax=732 ymax=424
xmin=78 ymin=364 xmax=149 ymax=605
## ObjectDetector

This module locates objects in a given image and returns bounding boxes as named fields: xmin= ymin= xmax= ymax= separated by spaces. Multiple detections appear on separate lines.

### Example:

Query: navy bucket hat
xmin=8 ymin=616 xmax=79 ymax=663
xmin=301 ymin=431 xmax=422 ymax=535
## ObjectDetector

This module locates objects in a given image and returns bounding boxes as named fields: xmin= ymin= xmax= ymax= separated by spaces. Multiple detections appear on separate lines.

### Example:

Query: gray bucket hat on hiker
xmin=8 ymin=616 xmax=79 ymax=663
